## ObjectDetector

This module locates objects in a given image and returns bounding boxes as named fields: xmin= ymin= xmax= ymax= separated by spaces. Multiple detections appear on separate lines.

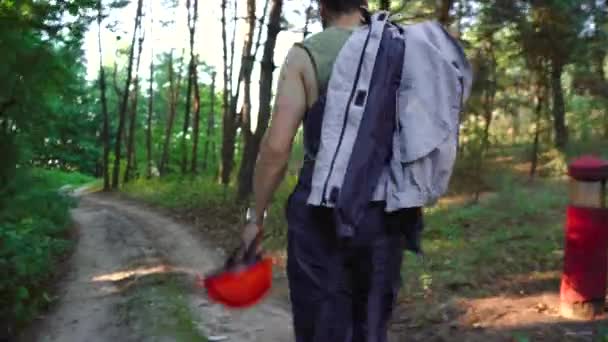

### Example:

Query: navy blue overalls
xmin=285 ymin=16 xmax=422 ymax=342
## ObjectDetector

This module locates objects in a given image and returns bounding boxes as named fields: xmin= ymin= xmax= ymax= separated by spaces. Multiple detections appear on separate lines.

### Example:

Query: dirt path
xmin=21 ymin=193 xmax=293 ymax=342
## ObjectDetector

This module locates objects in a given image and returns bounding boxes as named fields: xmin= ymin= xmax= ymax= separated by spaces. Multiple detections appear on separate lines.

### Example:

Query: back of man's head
xmin=319 ymin=0 xmax=368 ymax=14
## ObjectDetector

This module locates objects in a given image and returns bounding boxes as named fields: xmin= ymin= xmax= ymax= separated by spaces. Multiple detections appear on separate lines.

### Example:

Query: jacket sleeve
xmin=387 ymin=21 xmax=472 ymax=210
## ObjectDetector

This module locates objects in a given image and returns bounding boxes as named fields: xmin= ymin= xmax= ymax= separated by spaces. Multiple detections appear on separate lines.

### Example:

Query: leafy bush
xmin=0 ymin=168 xmax=90 ymax=334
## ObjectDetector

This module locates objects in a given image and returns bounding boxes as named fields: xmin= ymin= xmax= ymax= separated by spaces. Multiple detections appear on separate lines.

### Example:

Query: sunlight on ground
xmin=458 ymin=292 xmax=564 ymax=329
xmin=91 ymin=264 xmax=195 ymax=283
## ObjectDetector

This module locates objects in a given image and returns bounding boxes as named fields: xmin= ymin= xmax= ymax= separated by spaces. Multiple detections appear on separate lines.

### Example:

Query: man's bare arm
xmin=252 ymin=46 xmax=310 ymax=224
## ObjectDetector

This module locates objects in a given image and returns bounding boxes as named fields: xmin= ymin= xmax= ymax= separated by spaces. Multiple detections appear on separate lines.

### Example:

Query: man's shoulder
xmin=301 ymin=28 xmax=354 ymax=48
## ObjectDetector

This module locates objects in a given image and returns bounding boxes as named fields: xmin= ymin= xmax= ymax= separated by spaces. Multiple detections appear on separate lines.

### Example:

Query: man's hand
xmin=241 ymin=222 xmax=262 ymax=255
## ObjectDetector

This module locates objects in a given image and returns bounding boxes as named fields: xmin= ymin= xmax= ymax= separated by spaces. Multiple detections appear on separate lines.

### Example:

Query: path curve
xmin=23 ymin=192 xmax=293 ymax=342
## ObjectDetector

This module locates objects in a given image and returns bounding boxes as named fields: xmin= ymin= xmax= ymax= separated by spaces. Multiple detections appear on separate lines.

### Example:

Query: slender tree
xmin=203 ymin=71 xmax=217 ymax=171
xmin=237 ymin=0 xmax=283 ymax=200
xmin=125 ymin=22 xmax=145 ymax=183
xmin=437 ymin=0 xmax=455 ymax=26
xmin=236 ymin=0 xmax=263 ymax=199
xmin=159 ymin=50 xmax=185 ymax=175
xmin=112 ymin=0 xmax=143 ymax=188
xmin=190 ymin=57 xmax=202 ymax=174
xmin=97 ymin=0 xmax=110 ymax=191
xmin=530 ymin=84 xmax=546 ymax=179
xmin=146 ymin=1 xmax=154 ymax=179
xmin=181 ymin=0 xmax=199 ymax=174
xmin=220 ymin=0 xmax=234 ymax=185
xmin=303 ymin=0 xmax=314 ymax=39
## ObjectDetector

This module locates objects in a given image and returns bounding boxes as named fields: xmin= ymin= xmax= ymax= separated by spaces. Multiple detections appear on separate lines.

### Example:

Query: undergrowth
xmin=123 ymin=142 xmax=599 ymax=305
xmin=0 ymin=168 xmax=92 ymax=336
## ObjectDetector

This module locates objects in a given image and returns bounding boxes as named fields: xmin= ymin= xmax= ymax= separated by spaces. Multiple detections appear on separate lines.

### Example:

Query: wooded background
xmin=2 ymin=0 xmax=607 ymax=200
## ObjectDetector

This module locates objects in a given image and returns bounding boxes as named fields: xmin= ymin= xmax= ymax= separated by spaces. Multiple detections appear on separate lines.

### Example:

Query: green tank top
xmin=296 ymin=27 xmax=354 ymax=92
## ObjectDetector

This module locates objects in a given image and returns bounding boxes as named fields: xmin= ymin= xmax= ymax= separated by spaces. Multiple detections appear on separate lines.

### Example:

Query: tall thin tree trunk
xmin=112 ymin=0 xmax=143 ymax=189
xmin=146 ymin=61 xmax=154 ymax=178
xmin=237 ymin=0 xmax=283 ymax=200
xmin=160 ymin=51 xmax=176 ymax=175
xmin=182 ymin=0 xmax=199 ymax=174
xmin=203 ymin=72 xmax=216 ymax=170
xmin=220 ymin=0 xmax=236 ymax=185
xmin=191 ymin=60 xmax=201 ymax=174
xmin=97 ymin=0 xmax=110 ymax=191
xmin=146 ymin=1 xmax=154 ymax=179
xmin=159 ymin=51 xmax=185 ymax=175
xmin=125 ymin=31 xmax=145 ymax=183
xmin=530 ymin=87 xmax=545 ymax=179
xmin=236 ymin=0 xmax=258 ymax=200
xmin=437 ymin=0 xmax=455 ymax=26
xmin=303 ymin=0 xmax=313 ymax=39
xmin=474 ymin=39 xmax=495 ymax=202
xmin=474 ymin=88 xmax=495 ymax=202
xmin=112 ymin=59 xmax=127 ymax=150
xmin=551 ymin=61 xmax=568 ymax=149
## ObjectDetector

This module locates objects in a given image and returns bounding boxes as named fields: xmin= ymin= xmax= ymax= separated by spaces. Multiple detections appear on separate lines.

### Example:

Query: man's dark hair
xmin=318 ymin=0 xmax=367 ymax=13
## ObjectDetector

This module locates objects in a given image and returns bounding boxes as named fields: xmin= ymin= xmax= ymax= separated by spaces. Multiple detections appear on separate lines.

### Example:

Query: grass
xmin=122 ymin=173 xmax=298 ymax=252
xmin=401 ymin=176 xmax=568 ymax=302
xmin=0 ymin=167 xmax=95 ymax=336
xmin=122 ymin=140 xmax=600 ymax=308
xmin=29 ymin=168 xmax=96 ymax=191
xmin=118 ymin=274 xmax=207 ymax=341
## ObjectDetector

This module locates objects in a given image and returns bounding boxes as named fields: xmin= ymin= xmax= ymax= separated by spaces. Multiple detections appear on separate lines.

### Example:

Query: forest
xmin=1 ymin=0 xmax=608 ymax=340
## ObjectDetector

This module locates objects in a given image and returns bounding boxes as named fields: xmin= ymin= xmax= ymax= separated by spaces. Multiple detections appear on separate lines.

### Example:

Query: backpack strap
xmin=293 ymin=42 xmax=321 ymax=96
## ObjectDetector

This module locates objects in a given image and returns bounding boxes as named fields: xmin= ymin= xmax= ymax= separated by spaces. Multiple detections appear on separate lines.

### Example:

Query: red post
xmin=560 ymin=156 xmax=608 ymax=320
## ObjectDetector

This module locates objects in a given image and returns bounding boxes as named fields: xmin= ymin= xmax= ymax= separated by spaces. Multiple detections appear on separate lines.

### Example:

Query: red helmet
xmin=197 ymin=241 xmax=272 ymax=308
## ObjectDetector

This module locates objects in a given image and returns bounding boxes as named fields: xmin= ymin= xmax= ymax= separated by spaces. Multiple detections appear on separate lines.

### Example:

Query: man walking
xmin=239 ymin=0 xmax=471 ymax=340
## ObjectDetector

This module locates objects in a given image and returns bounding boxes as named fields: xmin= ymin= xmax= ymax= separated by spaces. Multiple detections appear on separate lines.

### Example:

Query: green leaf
xmin=17 ymin=286 xmax=29 ymax=300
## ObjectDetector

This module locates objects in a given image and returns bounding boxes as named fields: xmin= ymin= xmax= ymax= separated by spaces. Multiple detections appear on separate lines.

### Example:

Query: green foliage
xmin=0 ymin=0 xmax=100 ymax=180
xmin=0 ymin=169 xmax=86 ymax=332
xmin=123 ymin=175 xmax=230 ymax=209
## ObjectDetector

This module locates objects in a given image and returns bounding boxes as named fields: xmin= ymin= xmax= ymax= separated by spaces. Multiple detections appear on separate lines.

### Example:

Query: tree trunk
xmin=146 ymin=61 xmax=154 ymax=179
xmin=180 ymin=58 xmax=193 ymax=174
xmin=530 ymin=88 xmax=545 ymax=179
xmin=236 ymin=0 xmax=258 ymax=200
xmin=97 ymin=0 xmax=110 ymax=191
xmin=191 ymin=58 xmax=202 ymax=173
xmin=146 ymin=2 xmax=154 ymax=179
xmin=203 ymin=72 xmax=216 ymax=170
xmin=474 ymin=87 xmax=495 ymax=202
xmin=112 ymin=60 xmax=127 ymax=153
xmin=220 ymin=0 xmax=236 ymax=185
xmin=237 ymin=0 xmax=283 ymax=200
xmin=125 ymin=31 xmax=145 ymax=183
xmin=182 ymin=0 xmax=199 ymax=174
xmin=437 ymin=0 xmax=455 ymax=26
xmin=551 ymin=62 xmax=568 ymax=149
xmin=159 ymin=51 xmax=185 ymax=176
xmin=159 ymin=52 xmax=176 ymax=175
xmin=303 ymin=0 xmax=313 ymax=39
xmin=112 ymin=0 xmax=143 ymax=189
xmin=379 ymin=0 xmax=391 ymax=10
xmin=124 ymin=89 xmax=138 ymax=182
xmin=474 ymin=38 xmax=495 ymax=202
